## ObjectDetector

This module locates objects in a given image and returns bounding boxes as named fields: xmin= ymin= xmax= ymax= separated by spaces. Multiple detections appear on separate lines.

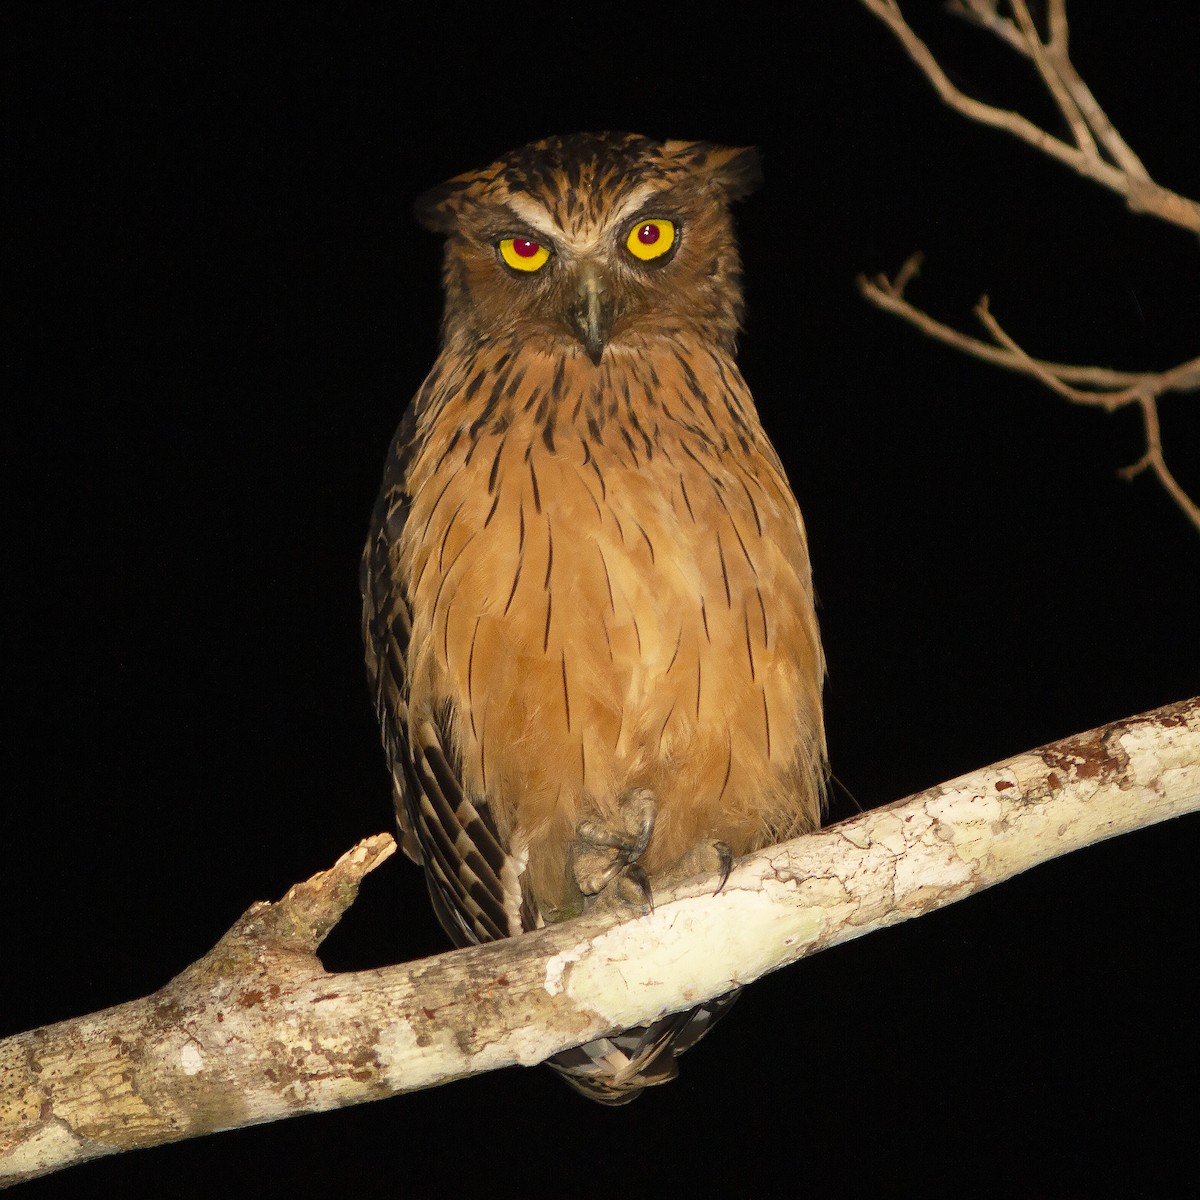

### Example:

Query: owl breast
xmin=399 ymin=335 xmax=824 ymax=916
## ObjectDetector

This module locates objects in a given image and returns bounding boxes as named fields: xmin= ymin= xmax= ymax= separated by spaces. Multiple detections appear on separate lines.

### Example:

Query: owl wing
xmin=361 ymin=404 xmax=532 ymax=949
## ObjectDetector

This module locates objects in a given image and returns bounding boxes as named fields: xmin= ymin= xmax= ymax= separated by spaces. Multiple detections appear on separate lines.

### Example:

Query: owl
xmin=361 ymin=132 xmax=826 ymax=1104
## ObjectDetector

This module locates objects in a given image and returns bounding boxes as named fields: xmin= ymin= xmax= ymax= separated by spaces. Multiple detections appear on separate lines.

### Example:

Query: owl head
xmin=415 ymin=132 xmax=761 ymax=363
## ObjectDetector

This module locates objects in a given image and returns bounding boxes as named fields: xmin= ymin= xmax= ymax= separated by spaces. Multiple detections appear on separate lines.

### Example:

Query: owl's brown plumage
xmin=362 ymin=132 xmax=826 ymax=1102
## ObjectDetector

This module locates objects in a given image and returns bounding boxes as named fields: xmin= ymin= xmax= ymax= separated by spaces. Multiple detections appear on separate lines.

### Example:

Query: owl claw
xmin=571 ymin=794 xmax=729 ymax=913
xmin=713 ymin=841 xmax=733 ymax=894
xmin=657 ymin=839 xmax=734 ymax=895
xmin=572 ymin=788 xmax=657 ymax=903
xmin=614 ymin=862 xmax=654 ymax=913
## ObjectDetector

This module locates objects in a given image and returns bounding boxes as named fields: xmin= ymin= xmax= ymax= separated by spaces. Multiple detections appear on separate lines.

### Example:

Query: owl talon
xmin=572 ymin=788 xmax=658 ymax=898
xmin=572 ymin=844 xmax=625 ymax=897
xmin=654 ymin=838 xmax=734 ymax=894
xmin=616 ymin=862 xmax=654 ymax=913
xmin=585 ymin=862 xmax=655 ymax=916
xmin=621 ymin=788 xmax=657 ymax=860
xmin=713 ymin=841 xmax=733 ymax=894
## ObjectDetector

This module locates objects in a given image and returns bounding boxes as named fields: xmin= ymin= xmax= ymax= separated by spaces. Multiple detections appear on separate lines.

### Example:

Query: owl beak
xmin=568 ymin=263 xmax=615 ymax=366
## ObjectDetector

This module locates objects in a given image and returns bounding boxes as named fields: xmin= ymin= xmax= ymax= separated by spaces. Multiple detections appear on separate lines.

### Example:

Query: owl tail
xmin=545 ymin=990 xmax=741 ymax=1105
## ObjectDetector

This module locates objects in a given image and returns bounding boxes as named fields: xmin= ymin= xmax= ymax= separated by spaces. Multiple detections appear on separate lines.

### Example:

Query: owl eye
xmin=625 ymin=218 xmax=676 ymax=263
xmin=498 ymin=237 xmax=551 ymax=273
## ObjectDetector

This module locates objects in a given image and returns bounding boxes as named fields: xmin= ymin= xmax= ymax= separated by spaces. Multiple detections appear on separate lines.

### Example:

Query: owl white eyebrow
xmin=503 ymin=194 xmax=557 ymax=239
xmin=608 ymin=183 xmax=668 ymax=227
xmin=496 ymin=201 xmax=604 ymax=258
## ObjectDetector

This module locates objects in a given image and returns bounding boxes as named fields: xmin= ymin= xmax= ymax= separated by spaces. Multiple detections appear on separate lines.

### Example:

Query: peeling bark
xmin=2 ymin=698 xmax=1197 ymax=1187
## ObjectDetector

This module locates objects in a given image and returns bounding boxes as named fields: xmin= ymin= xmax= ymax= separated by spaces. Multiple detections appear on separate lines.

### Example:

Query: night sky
xmin=5 ymin=4 xmax=1198 ymax=1196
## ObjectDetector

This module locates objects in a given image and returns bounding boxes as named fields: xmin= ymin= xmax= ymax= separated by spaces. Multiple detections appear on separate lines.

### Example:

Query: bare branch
xmin=952 ymin=0 xmax=1152 ymax=179
xmin=4 ymin=699 xmax=1199 ymax=1186
xmin=1119 ymin=394 xmax=1200 ymax=533
xmin=948 ymin=0 xmax=1028 ymax=56
xmin=1045 ymin=0 xmax=1069 ymax=51
xmin=858 ymin=0 xmax=1200 ymax=232
xmin=860 ymin=262 xmax=1200 ymax=533
xmin=857 ymin=2 xmax=1199 ymax=532
xmin=860 ymin=259 xmax=1156 ymax=387
xmin=971 ymin=298 xmax=1200 ymax=407
xmin=859 ymin=263 xmax=1200 ymax=395
xmin=1009 ymin=0 xmax=1098 ymax=158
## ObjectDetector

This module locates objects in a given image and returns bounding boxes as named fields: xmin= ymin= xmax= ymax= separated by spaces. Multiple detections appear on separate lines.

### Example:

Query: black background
xmin=5 ymin=4 xmax=1198 ymax=1197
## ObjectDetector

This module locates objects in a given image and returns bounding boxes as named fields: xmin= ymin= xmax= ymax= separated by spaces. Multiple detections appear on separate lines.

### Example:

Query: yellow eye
xmin=625 ymin=218 xmax=676 ymax=262
xmin=499 ymin=237 xmax=550 ymax=272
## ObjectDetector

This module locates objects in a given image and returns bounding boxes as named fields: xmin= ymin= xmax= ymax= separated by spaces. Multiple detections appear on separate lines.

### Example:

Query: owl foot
xmin=609 ymin=861 xmax=655 ymax=913
xmin=572 ymin=787 xmax=656 ymax=905
xmin=663 ymin=839 xmax=734 ymax=894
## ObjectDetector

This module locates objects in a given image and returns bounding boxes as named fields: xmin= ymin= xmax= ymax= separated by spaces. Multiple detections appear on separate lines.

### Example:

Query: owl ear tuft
xmin=704 ymin=145 xmax=762 ymax=202
xmin=412 ymin=178 xmax=473 ymax=234
xmin=662 ymin=140 xmax=762 ymax=202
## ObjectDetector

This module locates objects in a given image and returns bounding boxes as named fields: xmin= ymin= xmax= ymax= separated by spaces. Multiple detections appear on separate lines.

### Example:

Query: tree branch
xmin=857 ymin=0 xmax=1200 ymax=232
xmin=859 ymin=258 xmax=1200 ymax=535
xmin=855 ymin=1 xmax=1200 ymax=534
xmin=951 ymin=0 xmax=1152 ymax=180
xmin=4 ymin=698 xmax=1198 ymax=1186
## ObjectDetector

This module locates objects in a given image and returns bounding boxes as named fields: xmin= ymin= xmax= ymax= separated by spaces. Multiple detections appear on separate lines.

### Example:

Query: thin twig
xmin=857 ymin=1 xmax=1200 ymax=533
xmin=859 ymin=0 xmax=1200 ymax=231
xmin=1009 ymin=0 xmax=1098 ymax=158
xmin=1045 ymin=0 xmax=1069 ymax=52
xmin=950 ymin=0 xmax=1026 ymax=55
xmin=858 ymin=261 xmax=1199 ymax=390
xmin=952 ymin=0 xmax=1152 ymax=179
xmin=860 ymin=263 xmax=1200 ymax=534
xmin=1121 ymin=394 xmax=1200 ymax=530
